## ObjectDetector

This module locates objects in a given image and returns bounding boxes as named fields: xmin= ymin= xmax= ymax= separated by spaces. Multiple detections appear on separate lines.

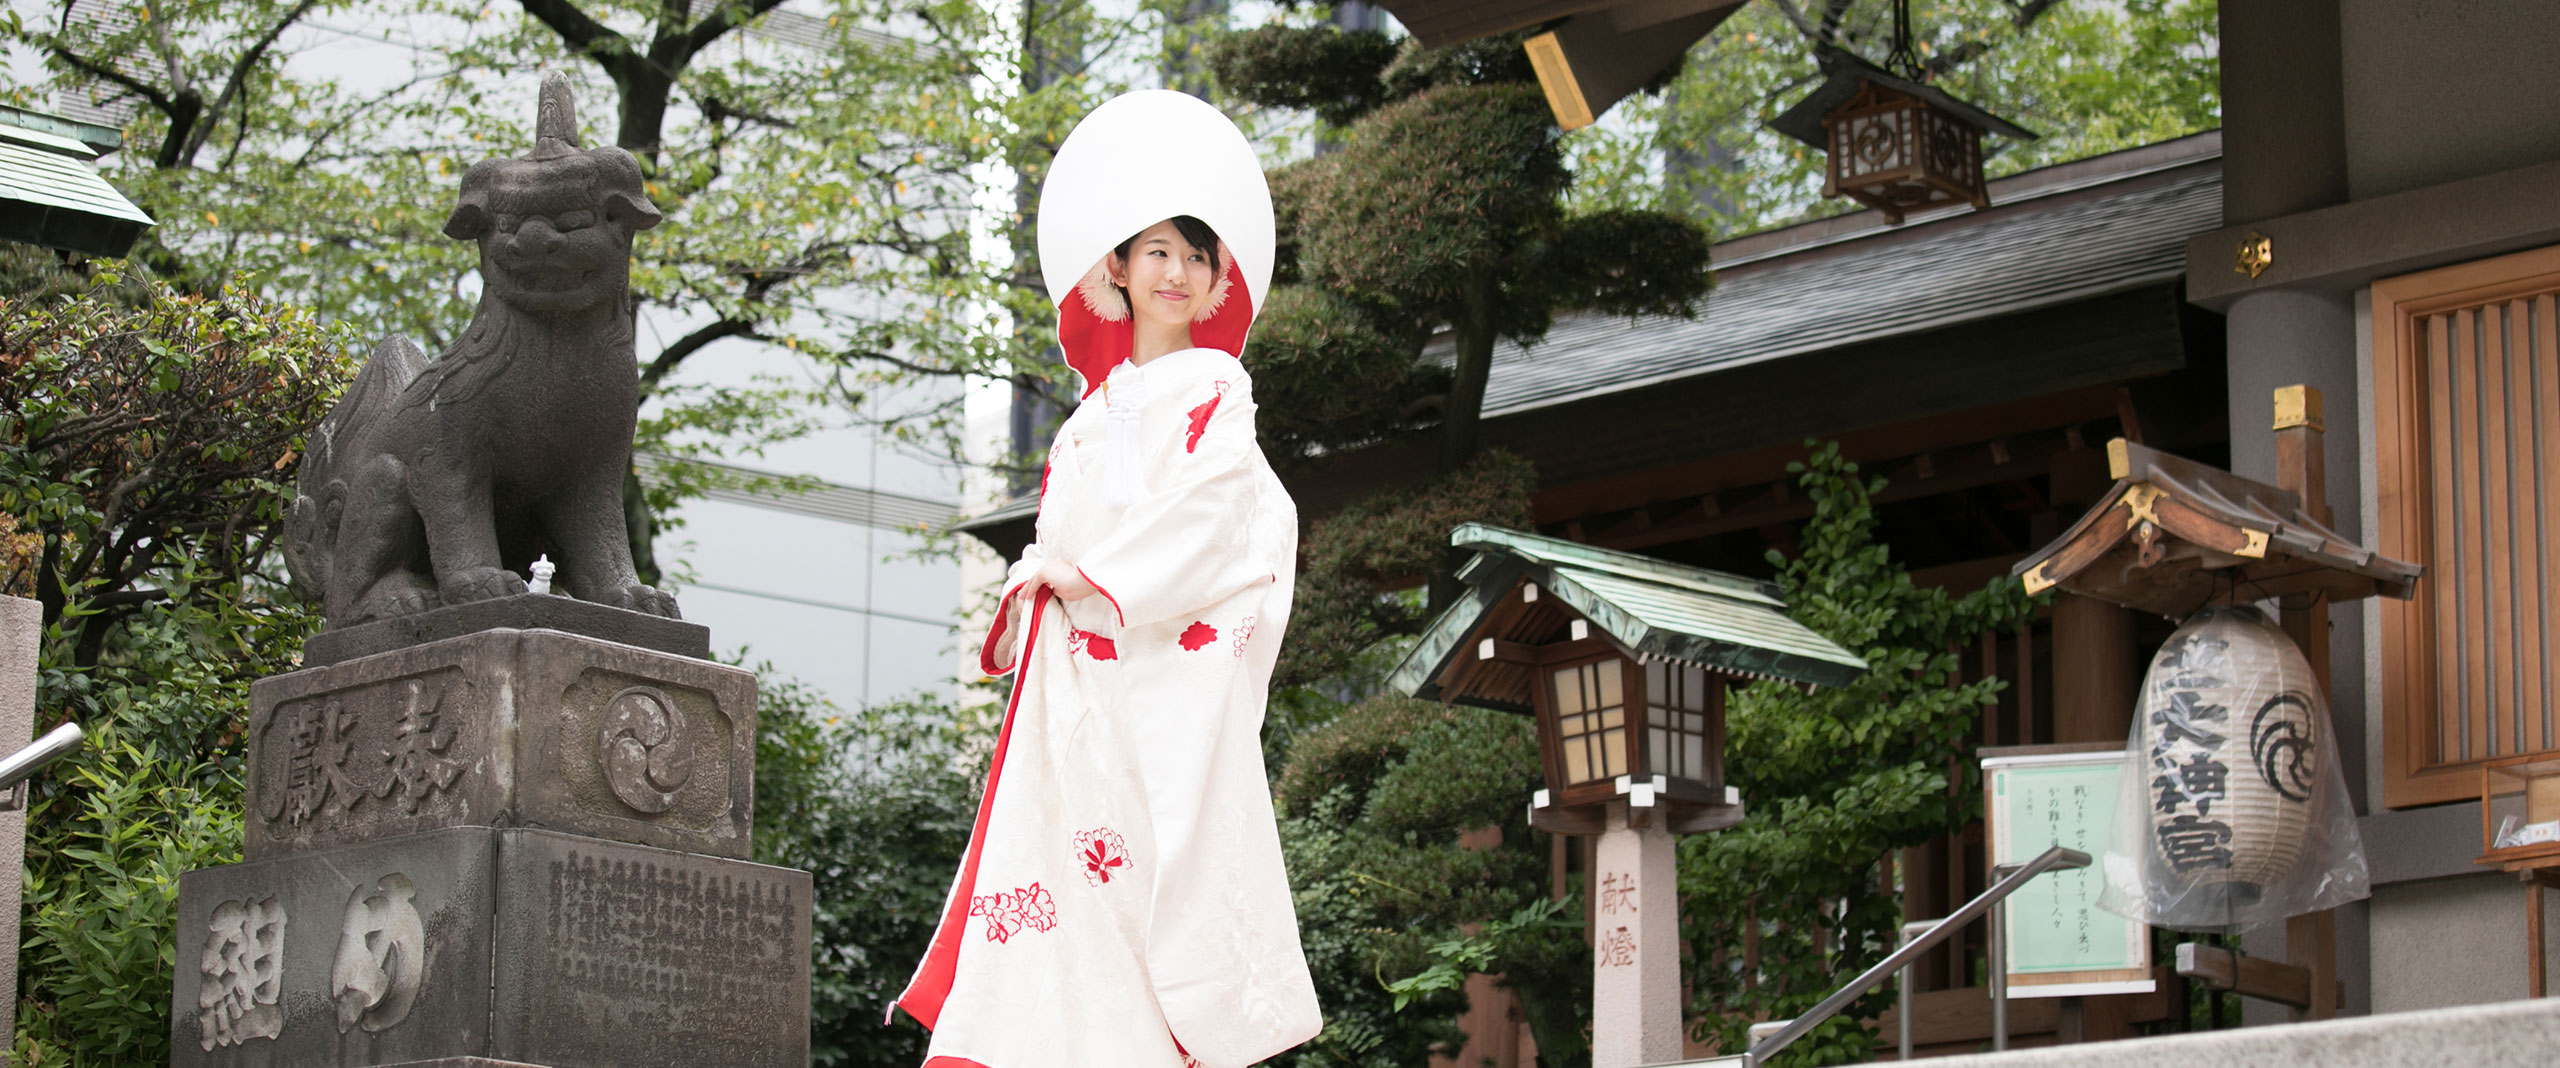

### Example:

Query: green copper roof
xmin=1390 ymin=523 xmax=1867 ymax=710
xmin=0 ymin=111 xmax=154 ymax=258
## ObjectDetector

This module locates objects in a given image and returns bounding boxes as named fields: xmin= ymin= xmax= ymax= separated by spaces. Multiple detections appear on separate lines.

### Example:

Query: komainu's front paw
xmin=608 ymin=582 xmax=682 ymax=619
xmin=440 ymin=566 xmax=529 ymax=605
xmin=355 ymin=574 xmax=441 ymax=622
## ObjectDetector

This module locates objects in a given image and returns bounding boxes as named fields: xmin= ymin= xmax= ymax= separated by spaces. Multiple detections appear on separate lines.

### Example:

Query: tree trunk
xmin=1437 ymin=280 xmax=1498 ymax=475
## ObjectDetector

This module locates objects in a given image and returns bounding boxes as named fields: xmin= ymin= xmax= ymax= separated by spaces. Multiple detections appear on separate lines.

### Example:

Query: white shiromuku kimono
xmin=895 ymin=350 xmax=1320 ymax=1067
xmin=894 ymin=90 xmax=1321 ymax=1068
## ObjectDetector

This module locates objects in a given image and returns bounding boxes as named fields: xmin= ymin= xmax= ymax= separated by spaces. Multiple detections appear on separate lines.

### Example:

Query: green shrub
xmin=13 ymin=727 xmax=244 ymax=1066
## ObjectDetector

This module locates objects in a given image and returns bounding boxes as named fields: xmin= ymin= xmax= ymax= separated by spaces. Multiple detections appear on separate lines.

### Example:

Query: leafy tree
xmin=0 ymin=267 xmax=356 ymax=665
xmin=1 ymin=272 xmax=347 ymax=1061
xmin=10 ymin=0 xmax=1024 ymax=577
xmin=1209 ymin=23 xmax=1713 ymax=692
xmin=1568 ymin=0 xmax=2221 ymax=233
xmin=751 ymin=679 xmax=981 ymax=1068
xmin=1269 ymin=694 xmax=1585 ymax=1067
xmin=1217 ymin=27 xmax=1713 ymax=475
xmin=1679 ymin=443 xmax=2037 ymax=1064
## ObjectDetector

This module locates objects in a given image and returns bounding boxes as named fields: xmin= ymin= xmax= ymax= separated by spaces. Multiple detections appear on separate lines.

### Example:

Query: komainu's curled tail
xmin=284 ymin=336 xmax=428 ymax=604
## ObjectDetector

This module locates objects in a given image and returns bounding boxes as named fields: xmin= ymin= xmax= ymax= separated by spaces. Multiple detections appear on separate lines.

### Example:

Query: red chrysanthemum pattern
xmin=969 ymin=882 xmax=1058 ymax=944
xmin=1068 ymin=629 xmax=1117 ymax=661
xmin=1230 ymin=615 xmax=1256 ymax=658
xmin=1074 ymin=828 xmax=1132 ymax=886
xmin=1178 ymin=621 xmax=1219 ymax=651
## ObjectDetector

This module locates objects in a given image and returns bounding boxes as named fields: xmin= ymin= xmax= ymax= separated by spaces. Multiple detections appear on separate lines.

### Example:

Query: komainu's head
xmin=443 ymin=72 xmax=662 ymax=315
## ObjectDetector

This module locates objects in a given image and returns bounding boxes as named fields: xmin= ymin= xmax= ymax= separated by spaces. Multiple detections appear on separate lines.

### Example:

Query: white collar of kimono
xmin=1037 ymin=90 xmax=1275 ymax=396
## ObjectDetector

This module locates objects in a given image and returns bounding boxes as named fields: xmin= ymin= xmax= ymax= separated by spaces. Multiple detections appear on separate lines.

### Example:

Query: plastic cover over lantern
xmin=2096 ymin=606 xmax=2370 ymax=930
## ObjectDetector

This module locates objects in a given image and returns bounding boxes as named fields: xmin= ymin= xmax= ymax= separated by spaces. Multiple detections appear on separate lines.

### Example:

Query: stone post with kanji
xmin=1 ymin=595 xmax=37 ymax=1040
xmin=1592 ymin=801 xmax=1684 ymax=1067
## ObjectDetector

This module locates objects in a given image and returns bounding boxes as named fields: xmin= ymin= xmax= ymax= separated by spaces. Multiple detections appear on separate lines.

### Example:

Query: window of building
xmin=2373 ymin=245 xmax=2560 ymax=806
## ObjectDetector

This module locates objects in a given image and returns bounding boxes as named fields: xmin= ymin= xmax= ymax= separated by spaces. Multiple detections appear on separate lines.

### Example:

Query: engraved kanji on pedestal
xmin=244 ymin=629 xmax=757 ymax=860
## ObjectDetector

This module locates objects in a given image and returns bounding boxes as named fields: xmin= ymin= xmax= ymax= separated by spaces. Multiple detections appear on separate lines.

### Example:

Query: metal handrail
xmin=1743 ymin=844 xmax=2090 ymax=1066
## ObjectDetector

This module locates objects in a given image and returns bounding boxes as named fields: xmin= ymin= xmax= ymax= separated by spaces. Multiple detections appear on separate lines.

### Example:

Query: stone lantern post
xmin=1393 ymin=525 xmax=1867 ymax=1066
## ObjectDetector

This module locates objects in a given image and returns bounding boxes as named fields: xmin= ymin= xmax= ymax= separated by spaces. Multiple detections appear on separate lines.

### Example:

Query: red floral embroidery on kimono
xmin=1178 ymin=621 xmax=1219 ymax=651
xmin=1067 ymin=629 xmax=1117 ymax=661
xmin=1184 ymin=382 xmax=1229 ymax=453
xmin=1230 ymin=615 xmax=1256 ymax=658
xmin=969 ymin=882 xmax=1058 ymax=943
xmin=1075 ymin=829 xmax=1132 ymax=885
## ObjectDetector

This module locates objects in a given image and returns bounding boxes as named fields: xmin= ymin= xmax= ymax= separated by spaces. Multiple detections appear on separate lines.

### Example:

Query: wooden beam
xmin=2175 ymin=942 xmax=2342 ymax=1012
xmin=1530 ymin=386 xmax=2122 ymax=525
xmin=1563 ymin=430 xmax=2081 ymax=552
xmin=1866 ymin=969 xmax=2180 ymax=1049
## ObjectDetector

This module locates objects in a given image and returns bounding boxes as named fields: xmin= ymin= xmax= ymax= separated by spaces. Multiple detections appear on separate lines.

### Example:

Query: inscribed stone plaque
xmin=170 ymin=827 xmax=500 ymax=1068
xmin=247 ymin=629 xmax=756 ymax=860
xmin=491 ymin=828 xmax=811 ymax=1068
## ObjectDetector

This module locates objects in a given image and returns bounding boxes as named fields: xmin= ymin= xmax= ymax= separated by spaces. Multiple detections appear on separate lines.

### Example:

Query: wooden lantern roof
xmin=0 ymin=105 xmax=153 ymax=258
xmin=2013 ymin=439 xmax=2422 ymax=618
xmin=1391 ymin=523 xmax=1867 ymax=714
xmin=1767 ymin=52 xmax=2037 ymax=151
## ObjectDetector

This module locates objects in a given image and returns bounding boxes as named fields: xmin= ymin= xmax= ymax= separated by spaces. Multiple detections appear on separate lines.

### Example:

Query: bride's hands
xmin=1037 ymin=557 xmax=1098 ymax=602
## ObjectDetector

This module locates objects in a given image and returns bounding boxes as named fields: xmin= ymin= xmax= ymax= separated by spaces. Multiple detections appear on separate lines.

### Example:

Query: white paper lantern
xmin=2135 ymin=607 xmax=2321 ymax=895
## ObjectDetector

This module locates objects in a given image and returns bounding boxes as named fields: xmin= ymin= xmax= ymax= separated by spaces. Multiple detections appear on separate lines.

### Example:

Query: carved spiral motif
xmin=598 ymin=686 xmax=693 ymax=814
xmin=2250 ymin=690 xmax=2317 ymax=803
xmin=1854 ymin=118 xmax=1900 ymax=167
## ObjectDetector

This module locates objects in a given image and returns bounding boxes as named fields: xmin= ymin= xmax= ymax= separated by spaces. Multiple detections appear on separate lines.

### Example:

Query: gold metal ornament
xmin=2236 ymin=231 xmax=2273 ymax=279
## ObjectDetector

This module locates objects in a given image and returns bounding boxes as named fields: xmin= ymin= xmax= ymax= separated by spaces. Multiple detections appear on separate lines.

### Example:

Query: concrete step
xmin=1661 ymin=995 xmax=2560 ymax=1067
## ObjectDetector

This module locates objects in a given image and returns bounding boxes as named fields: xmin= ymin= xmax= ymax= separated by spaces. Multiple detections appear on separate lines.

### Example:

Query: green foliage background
xmin=1683 ymin=444 xmax=2037 ymax=1064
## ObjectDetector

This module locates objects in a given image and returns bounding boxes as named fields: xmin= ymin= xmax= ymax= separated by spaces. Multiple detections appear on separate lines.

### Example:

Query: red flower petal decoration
xmin=1179 ymin=621 xmax=1219 ymax=651
xmin=1072 ymin=629 xmax=1117 ymax=661
xmin=1185 ymin=384 xmax=1227 ymax=453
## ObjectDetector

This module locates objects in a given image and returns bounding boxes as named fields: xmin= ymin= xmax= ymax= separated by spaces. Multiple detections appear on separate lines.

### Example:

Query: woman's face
xmin=1109 ymin=219 xmax=1214 ymax=331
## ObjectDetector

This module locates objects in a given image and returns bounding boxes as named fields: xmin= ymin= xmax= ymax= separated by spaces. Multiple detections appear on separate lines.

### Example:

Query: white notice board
xmin=1983 ymin=746 xmax=2155 ymax=998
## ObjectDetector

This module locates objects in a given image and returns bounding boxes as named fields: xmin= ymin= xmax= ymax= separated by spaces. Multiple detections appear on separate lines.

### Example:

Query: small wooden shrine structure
xmin=2012 ymin=385 xmax=2423 ymax=1022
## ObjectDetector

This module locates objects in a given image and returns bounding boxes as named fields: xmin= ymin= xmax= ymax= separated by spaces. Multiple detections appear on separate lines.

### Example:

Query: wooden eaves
xmin=2012 ymin=438 xmax=2420 ymax=618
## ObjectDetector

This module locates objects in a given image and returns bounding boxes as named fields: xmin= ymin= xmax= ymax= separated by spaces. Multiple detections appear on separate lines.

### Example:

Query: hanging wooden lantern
xmin=2136 ymin=607 xmax=2322 ymax=897
xmin=1767 ymin=51 xmax=2035 ymax=225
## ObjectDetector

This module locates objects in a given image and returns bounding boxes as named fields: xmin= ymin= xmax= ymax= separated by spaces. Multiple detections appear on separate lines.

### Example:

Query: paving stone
xmin=245 ymin=629 xmax=756 ymax=860
xmin=171 ymin=827 xmax=811 ymax=1068
xmin=300 ymin=595 xmax=709 ymax=669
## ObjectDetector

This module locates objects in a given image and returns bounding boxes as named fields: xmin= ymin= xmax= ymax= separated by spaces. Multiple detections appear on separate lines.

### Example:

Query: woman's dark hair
xmin=1112 ymin=214 xmax=1222 ymax=276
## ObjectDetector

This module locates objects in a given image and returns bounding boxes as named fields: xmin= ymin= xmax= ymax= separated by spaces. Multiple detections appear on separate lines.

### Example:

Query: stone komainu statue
xmin=286 ymin=73 xmax=678 ymax=627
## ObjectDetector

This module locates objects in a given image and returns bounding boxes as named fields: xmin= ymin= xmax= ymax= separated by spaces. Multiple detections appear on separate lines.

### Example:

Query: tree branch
xmin=44 ymin=45 xmax=172 ymax=113
xmin=678 ymin=0 xmax=794 ymax=63
xmin=180 ymin=0 xmax=322 ymax=168
xmin=516 ymin=0 xmax=637 ymax=76
xmin=641 ymin=316 xmax=759 ymax=394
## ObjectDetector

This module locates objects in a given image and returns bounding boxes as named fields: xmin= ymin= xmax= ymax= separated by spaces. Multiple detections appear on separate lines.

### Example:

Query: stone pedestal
xmin=1591 ymin=802 xmax=1683 ymax=1068
xmin=174 ymin=620 xmax=810 ymax=1068
xmin=245 ymin=629 xmax=757 ymax=860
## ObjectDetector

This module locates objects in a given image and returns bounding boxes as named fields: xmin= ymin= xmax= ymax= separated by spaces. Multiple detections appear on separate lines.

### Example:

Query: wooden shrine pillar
xmin=2272 ymin=385 xmax=2341 ymax=1021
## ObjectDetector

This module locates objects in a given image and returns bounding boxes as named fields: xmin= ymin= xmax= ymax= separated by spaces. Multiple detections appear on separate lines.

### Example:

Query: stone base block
xmin=246 ymin=629 xmax=755 ymax=860
xmin=302 ymin=594 xmax=709 ymax=669
xmin=366 ymin=1060 xmax=553 ymax=1068
xmin=173 ymin=827 xmax=810 ymax=1068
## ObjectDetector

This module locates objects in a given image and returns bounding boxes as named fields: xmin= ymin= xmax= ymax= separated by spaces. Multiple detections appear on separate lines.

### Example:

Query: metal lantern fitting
xmin=1768 ymin=51 xmax=2036 ymax=226
xmin=1390 ymin=524 xmax=1866 ymax=835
